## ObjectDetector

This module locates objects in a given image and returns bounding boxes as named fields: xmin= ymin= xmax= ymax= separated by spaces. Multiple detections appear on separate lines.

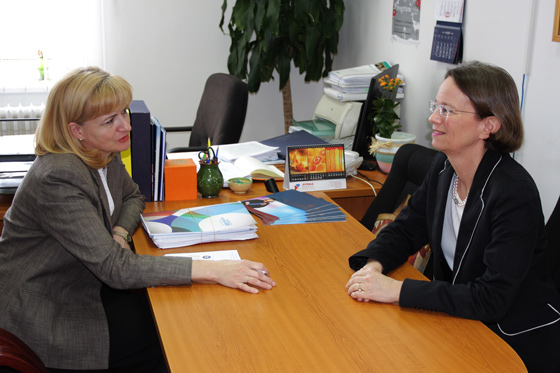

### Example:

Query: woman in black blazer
xmin=346 ymin=61 xmax=560 ymax=372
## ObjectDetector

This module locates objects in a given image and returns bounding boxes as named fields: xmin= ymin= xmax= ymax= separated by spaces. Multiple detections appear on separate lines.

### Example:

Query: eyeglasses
xmin=429 ymin=100 xmax=477 ymax=118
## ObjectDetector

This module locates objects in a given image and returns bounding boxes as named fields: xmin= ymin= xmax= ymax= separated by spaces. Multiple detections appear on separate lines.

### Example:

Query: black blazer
xmin=350 ymin=149 xmax=560 ymax=371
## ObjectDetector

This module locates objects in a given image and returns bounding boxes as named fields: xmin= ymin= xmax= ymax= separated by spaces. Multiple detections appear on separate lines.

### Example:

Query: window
xmin=0 ymin=0 xmax=104 ymax=92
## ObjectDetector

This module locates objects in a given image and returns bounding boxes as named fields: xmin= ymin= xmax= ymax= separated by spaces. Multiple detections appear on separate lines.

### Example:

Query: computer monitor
xmin=352 ymin=64 xmax=400 ymax=162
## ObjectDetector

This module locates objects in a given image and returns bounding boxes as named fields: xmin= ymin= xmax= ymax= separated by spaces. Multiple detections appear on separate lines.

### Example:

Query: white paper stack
xmin=0 ymin=134 xmax=35 ymax=155
xmin=0 ymin=134 xmax=36 ymax=192
xmin=325 ymin=64 xmax=385 ymax=87
xmin=323 ymin=63 xmax=405 ymax=102
xmin=217 ymin=141 xmax=280 ymax=163
xmin=141 ymin=201 xmax=258 ymax=249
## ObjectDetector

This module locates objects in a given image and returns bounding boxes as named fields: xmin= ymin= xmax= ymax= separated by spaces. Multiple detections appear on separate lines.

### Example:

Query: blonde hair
xmin=35 ymin=66 xmax=133 ymax=168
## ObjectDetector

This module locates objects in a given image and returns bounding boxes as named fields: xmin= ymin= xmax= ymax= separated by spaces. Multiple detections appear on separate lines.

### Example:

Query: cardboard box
xmin=164 ymin=159 xmax=197 ymax=201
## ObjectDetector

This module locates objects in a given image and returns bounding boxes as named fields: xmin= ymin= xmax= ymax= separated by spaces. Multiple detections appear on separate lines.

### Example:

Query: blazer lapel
xmin=432 ymin=160 xmax=454 ymax=281
xmin=452 ymin=150 xmax=503 ymax=278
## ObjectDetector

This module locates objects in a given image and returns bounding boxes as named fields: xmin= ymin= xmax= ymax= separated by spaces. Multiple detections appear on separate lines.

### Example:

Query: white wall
xmin=101 ymin=0 xmax=323 ymax=150
xmin=102 ymin=0 xmax=560 ymax=219
xmin=337 ymin=0 xmax=560 ymax=219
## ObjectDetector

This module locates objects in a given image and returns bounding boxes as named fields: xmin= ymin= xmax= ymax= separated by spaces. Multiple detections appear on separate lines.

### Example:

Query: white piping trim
xmin=497 ymin=304 xmax=560 ymax=337
xmin=452 ymin=155 xmax=502 ymax=284
xmin=439 ymin=159 xmax=449 ymax=176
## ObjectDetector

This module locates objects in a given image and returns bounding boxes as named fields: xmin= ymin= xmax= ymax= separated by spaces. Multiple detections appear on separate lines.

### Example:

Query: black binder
xmin=261 ymin=131 xmax=327 ymax=160
xmin=129 ymin=100 xmax=153 ymax=202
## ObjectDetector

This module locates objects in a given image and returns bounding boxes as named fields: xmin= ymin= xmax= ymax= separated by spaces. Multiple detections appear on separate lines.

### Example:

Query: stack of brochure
xmin=141 ymin=201 xmax=258 ymax=249
xmin=323 ymin=62 xmax=405 ymax=102
xmin=241 ymin=190 xmax=346 ymax=225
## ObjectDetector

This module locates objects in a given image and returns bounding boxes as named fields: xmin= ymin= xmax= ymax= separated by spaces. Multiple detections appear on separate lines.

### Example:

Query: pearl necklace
xmin=452 ymin=173 xmax=468 ymax=207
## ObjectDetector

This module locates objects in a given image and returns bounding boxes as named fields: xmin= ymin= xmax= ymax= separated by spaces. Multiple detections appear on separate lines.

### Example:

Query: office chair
xmin=0 ymin=328 xmax=48 ymax=373
xmin=361 ymin=144 xmax=439 ymax=277
xmin=545 ymin=195 xmax=560 ymax=292
xmin=167 ymin=73 xmax=249 ymax=153
xmin=361 ymin=144 xmax=438 ymax=230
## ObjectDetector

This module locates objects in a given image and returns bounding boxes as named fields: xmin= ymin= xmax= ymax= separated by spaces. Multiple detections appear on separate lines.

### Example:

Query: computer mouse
xmin=358 ymin=160 xmax=376 ymax=171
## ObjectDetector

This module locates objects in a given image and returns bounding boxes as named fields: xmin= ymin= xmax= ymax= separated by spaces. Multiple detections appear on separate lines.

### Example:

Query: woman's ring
xmin=358 ymin=284 xmax=362 ymax=292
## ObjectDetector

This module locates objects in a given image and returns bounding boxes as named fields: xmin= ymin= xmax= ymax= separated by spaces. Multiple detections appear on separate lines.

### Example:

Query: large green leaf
xmin=221 ymin=0 xmax=345 ymax=93
xmin=276 ymin=48 xmax=291 ymax=90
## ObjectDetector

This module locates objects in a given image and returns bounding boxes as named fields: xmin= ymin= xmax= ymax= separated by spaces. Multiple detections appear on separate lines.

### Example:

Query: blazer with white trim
xmin=350 ymin=149 xmax=560 ymax=371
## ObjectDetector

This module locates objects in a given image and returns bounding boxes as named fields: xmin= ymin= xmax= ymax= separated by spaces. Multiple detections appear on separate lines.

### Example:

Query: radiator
xmin=0 ymin=104 xmax=44 ymax=136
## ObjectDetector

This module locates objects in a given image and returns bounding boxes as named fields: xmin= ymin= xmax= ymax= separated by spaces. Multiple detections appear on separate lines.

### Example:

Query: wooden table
xmin=187 ymin=169 xmax=386 ymax=221
xmin=134 ymin=193 xmax=526 ymax=372
xmin=0 ymin=170 xmax=385 ymax=233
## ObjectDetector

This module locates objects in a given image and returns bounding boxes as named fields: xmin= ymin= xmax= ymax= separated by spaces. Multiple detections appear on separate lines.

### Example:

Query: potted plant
xmin=368 ymin=74 xmax=415 ymax=173
xmin=219 ymin=0 xmax=345 ymax=133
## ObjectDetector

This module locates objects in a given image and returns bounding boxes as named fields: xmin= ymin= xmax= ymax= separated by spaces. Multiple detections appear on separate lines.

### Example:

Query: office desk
xmin=207 ymin=169 xmax=385 ymax=220
xmin=0 ymin=170 xmax=385 ymax=233
xmin=134 ymin=193 xmax=526 ymax=372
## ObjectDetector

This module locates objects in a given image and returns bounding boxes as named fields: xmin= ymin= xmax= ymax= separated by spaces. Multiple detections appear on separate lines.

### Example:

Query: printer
xmin=312 ymin=94 xmax=362 ymax=139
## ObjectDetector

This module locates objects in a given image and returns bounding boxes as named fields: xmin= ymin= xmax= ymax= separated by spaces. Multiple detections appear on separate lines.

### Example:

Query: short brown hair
xmin=35 ymin=67 xmax=133 ymax=168
xmin=445 ymin=61 xmax=523 ymax=153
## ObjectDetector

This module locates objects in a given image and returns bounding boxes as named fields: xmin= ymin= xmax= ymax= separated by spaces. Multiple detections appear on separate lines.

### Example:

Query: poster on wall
xmin=392 ymin=0 xmax=421 ymax=44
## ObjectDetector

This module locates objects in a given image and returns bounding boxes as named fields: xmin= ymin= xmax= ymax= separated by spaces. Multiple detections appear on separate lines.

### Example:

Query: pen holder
xmin=197 ymin=162 xmax=223 ymax=198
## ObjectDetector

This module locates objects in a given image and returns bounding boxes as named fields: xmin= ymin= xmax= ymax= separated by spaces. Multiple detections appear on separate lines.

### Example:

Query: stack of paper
xmin=166 ymin=152 xmax=283 ymax=187
xmin=0 ymin=134 xmax=36 ymax=192
xmin=217 ymin=141 xmax=280 ymax=163
xmin=0 ymin=161 xmax=32 ymax=190
xmin=0 ymin=134 xmax=35 ymax=156
xmin=241 ymin=190 xmax=346 ymax=225
xmin=326 ymin=63 xmax=386 ymax=87
xmin=323 ymin=62 xmax=405 ymax=102
xmin=141 ymin=201 xmax=258 ymax=249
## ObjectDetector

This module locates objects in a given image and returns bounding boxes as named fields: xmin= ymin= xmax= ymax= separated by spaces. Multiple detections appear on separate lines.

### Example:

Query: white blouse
xmin=97 ymin=167 xmax=115 ymax=216
xmin=441 ymin=181 xmax=465 ymax=270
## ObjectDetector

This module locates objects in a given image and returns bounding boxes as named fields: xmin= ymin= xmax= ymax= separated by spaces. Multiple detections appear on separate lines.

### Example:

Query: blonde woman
xmin=0 ymin=67 xmax=275 ymax=372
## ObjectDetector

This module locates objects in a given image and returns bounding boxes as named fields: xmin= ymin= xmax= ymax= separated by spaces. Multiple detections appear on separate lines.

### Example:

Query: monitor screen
xmin=352 ymin=64 xmax=400 ymax=161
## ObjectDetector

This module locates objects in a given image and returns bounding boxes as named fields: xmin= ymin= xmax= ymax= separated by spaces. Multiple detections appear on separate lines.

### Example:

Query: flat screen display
xmin=351 ymin=64 xmax=400 ymax=160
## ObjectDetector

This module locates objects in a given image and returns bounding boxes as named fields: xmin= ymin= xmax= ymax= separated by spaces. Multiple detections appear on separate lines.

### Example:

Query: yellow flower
xmin=378 ymin=75 xmax=402 ymax=92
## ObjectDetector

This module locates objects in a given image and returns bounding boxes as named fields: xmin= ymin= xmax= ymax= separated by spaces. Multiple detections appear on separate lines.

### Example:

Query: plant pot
xmin=373 ymin=132 xmax=416 ymax=173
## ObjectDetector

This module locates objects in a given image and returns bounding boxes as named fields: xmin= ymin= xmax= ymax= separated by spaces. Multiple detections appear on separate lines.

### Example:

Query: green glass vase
xmin=197 ymin=162 xmax=223 ymax=198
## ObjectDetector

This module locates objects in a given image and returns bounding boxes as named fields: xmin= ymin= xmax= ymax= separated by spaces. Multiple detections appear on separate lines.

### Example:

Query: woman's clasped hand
xmin=345 ymin=260 xmax=402 ymax=304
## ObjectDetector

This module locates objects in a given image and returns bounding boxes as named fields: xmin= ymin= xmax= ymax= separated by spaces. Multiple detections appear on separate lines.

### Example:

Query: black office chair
xmin=0 ymin=328 xmax=48 ymax=373
xmin=361 ymin=144 xmax=439 ymax=230
xmin=545 ymin=195 xmax=560 ymax=293
xmin=167 ymin=73 xmax=249 ymax=153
